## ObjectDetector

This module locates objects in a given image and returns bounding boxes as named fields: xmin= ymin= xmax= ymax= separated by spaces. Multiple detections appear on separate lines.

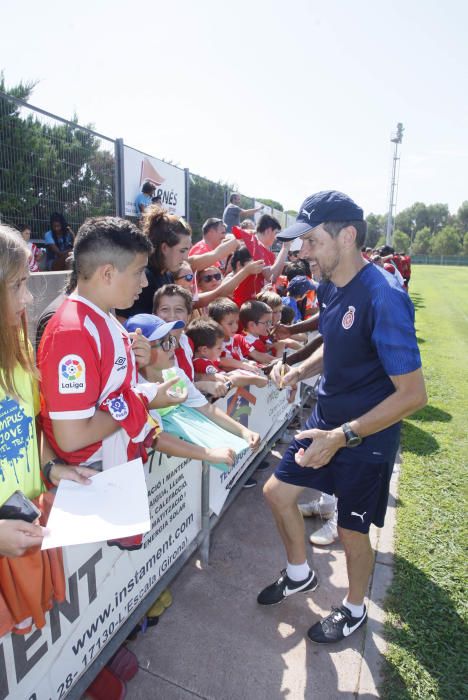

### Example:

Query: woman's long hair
xmin=0 ymin=225 xmax=37 ymax=397
xmin=142 ymin=205 xmax=192 ymax=273
xmin=50 ymin=212 xmax=71 ymax=248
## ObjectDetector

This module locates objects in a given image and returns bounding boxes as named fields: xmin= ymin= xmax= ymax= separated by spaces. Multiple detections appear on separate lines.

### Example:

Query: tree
xmin=456 ymin=201 xmax=468 ymax=234
xmin=412 ymin=227 xmax=432 ymax=254
xmin=257 ymin=198 xmax=283 ymax=211
xmin=431 ymin=226 xmax=462 ymax=255
xmin=392 ymin=229 xmax=411 ymax=253
xmin=463 ymin=232 xmax=468 ymax=256
xmin=365 ymin=213 xmax=385 ymax=247
xmin=395 ymin=202 xmax=449 ymax=240
xmin=0 ymin=75 xmax=115 ymax=236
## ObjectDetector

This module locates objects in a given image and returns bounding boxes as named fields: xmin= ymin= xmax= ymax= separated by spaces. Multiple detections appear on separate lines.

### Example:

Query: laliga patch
xmin=342 ymin=306 xmax=356 ymax=330
xmin=58 ymin=355 xmax=86 ymax=394
xmin=206 ymin=365 xmax=217 ymax=375
xmin=104 ymin=394 xmax=129 ymax=421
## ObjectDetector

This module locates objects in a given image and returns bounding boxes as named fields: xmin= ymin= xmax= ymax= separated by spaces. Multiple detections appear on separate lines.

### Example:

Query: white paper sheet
xmin=41 ymin=458 xmax=150 ymax=550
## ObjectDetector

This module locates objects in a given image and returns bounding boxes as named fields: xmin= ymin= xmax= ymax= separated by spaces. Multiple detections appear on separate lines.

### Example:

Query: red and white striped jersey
xmin=38 ymin=295 xmax=141 ymax=465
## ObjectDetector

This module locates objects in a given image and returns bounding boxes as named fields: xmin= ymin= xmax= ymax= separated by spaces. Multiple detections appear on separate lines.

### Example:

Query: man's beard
xmin=317 ymin=251 xmax=340 ymax=282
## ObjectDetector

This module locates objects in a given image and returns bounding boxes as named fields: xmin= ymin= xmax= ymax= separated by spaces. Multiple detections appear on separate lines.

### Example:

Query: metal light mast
xmin=385 ymin=122 xmax=404 ymax=246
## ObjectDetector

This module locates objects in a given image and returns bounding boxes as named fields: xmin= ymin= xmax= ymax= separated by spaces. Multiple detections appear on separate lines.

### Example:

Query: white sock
xmin=286 ymin=561 xmax=311 ymax=582
xmin=320 ymin=493 xmax=336 ymax=508
xmin=343 ymin=596 xmax=365 ymax=618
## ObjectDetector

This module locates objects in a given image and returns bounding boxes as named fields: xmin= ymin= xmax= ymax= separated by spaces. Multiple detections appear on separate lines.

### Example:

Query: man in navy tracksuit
xmin=258 ymin=191 xmax=427 ymax=644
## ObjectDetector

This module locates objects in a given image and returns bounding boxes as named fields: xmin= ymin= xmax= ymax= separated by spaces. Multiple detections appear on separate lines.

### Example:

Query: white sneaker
xmin=298 ymin=500 xmax=335 ymax=519
xmin=309 ymin=519 xmax=338 ymax=546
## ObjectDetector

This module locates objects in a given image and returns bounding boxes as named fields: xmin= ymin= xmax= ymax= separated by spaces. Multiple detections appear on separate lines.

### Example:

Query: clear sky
xmin=1 ymin=0 xmax=467 ymax=216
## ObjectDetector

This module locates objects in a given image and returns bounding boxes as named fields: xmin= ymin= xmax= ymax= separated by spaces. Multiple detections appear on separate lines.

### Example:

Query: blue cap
xmin=125 ymin=314 xmax=184 ymax=342
xmin=287 ymin=275 xmax=316 ymax=297
xmin=277 ymin=190 xmax=364 ymax=241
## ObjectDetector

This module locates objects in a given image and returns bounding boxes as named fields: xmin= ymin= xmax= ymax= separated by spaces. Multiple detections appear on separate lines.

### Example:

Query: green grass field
xmin=381 ymin=266 xmax=468 ymax=699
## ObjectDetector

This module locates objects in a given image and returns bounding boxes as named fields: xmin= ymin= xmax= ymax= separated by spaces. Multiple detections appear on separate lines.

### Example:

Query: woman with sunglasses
xmin=173 ymin=259 xmax=266 ymax=319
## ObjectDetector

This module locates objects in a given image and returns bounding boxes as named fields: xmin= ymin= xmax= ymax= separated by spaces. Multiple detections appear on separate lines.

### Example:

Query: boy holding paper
xmin=37 ymin=217 xmax=186 ymax=548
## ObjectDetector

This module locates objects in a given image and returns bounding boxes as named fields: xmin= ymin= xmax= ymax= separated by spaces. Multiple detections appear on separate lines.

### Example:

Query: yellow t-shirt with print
xmin=0 ymin=363 xmax=43 ymax=504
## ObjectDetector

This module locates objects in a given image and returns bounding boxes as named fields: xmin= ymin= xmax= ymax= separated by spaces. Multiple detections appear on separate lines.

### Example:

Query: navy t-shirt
xmin=307 ymin=263 xmax=421 ymax=462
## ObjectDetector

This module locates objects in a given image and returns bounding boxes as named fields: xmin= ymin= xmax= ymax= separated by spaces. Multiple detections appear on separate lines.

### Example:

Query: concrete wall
xmin=27 ymin=271 xmax=69 ymax=348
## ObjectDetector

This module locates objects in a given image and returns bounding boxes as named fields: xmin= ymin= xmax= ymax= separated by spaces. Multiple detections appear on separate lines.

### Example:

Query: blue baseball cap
xmin=125 ymin=314 xmax=184 ymax=342
xmin=277 ymin=190 xmax=364 ymax=241
xmin=287 ymin=275 xmax=316 ymax=297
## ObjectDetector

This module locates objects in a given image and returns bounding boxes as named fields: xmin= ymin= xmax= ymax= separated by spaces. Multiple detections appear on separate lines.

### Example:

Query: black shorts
xmin=274 ymin=436 xmax=398 ymax=534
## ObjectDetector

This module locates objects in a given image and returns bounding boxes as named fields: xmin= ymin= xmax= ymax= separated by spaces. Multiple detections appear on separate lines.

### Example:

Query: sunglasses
xmin=151 ymin=334 xmax=177 ymax=352
xmin=176 ymin=273 xmax=194 ymax=282
xmin=201 ymin=272 xmax=222 ymax=283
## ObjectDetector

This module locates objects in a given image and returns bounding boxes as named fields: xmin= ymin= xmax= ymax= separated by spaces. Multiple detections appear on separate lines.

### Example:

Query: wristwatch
xmin=341 ymin=423 xmax=362 ymax=448
xmin=41 ymin=457 xmax=63 ymax=483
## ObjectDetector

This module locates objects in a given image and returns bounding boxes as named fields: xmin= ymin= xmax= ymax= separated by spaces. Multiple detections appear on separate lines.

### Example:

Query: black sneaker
xmin=307 ymin=605 xmax=367 ymax=644
xmin=255 ymin=460 xmax=270 ymax=472
xmin=243 ymin=476 xmax=257 ymax=488
xmin=257 ymin=568 xmax=318 ymax=605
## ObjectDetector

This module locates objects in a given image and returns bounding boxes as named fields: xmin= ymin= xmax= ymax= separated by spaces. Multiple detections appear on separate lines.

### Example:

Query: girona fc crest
xmin=342 ymin=305 xmax=356 ymax=330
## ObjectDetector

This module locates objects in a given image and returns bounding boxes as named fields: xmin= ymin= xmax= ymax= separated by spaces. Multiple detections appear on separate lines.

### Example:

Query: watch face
xmin=347 ymin=435 xmax=362 ymax=447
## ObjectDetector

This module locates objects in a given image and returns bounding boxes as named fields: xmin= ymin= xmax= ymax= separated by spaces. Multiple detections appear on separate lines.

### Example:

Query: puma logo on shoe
xmin=351 ymin=511 xmax=366 ymax=523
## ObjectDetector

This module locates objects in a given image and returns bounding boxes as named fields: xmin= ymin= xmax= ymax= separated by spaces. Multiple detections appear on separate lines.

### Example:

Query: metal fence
xmin=0 ymin=91 xmax=116 ymax=238
xmin=411 ymin=255 xmax=468 ymax=266
xmin=0 ymin=91 xmax=262 ymax=244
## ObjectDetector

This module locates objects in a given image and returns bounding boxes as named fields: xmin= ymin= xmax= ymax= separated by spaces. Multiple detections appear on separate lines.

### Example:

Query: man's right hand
xmin=0 ymin=519 xmax=45 ymax=558
xmin=270 ymin=362 xmax=301 ymax=389
xmin=218 ymin=236 xmax=239 ymax=257
xmin=244 ymin=259 xmax=265 ymax=275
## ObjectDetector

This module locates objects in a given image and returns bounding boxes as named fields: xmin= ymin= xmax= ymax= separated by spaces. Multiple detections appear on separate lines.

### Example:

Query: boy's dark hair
xmin=257 ymin=290 xmax=282 ymax=309
xmin=231 ymin=245 xmax=252 ymax=270
xmin=208 ymin=297 xmax=239 ymax=323
xmin=280 ymin=304 xmax=295 ymax=325
xmin=257 ymin=214 xmax=281 ymax=233
xmin=142 ymin=182 xmax=155 ymax=195
xmin=186 ymin=318 xmax=224 ymax=349
xmin=285 ymin=259 xmax=311 ymax=280
xmin=19 ymin=224 xmax=31 ymax=233
xmin=323 ymin=220 xmax=367 ymax=248
xmin=202 ymin=217 xmax=223 ymax=236
xmin=74 ymin=216 xmax=152 ymax=279
xmin=239 ymin=300 xmax=271 ymax=328
xmin=229 ymin=192 xmax=239 ymax=203
xmin=153 ymin=283 xmax=193 ymax=314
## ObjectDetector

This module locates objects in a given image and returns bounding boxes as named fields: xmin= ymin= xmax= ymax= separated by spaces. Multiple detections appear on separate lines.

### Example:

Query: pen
xmin=280 ymin=349 xmax=287 ymax=389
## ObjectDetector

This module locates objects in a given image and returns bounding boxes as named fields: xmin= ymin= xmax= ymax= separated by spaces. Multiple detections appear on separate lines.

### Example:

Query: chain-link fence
xmin=411 ymin=255 xmax=468 ymax=266
xmin=0 ymin=91 xmax=116 ymax=239
xmin=1 ymin=90 xmax=267 ymax=246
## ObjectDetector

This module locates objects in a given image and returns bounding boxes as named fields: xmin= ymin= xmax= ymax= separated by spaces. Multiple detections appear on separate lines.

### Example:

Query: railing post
xmin=115 ymin=138 xmax=125 ymax=217
xmin=200 ymin=460 xmax=211 ymax=566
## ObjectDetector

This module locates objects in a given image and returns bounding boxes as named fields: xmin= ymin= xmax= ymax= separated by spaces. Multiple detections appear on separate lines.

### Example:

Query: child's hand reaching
xmin=242 ymin=429 xmax=261 ymax=450
xmin=206 ymin=447 xmax=236 ymax=466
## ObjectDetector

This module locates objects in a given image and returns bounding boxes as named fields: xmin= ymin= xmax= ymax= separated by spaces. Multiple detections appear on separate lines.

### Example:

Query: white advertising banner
xmin=0 ymin=454 xmax=201 ymax=700
xmin=123 ymin=146 xmax=186 ymax=218
xmin=0 ymin=384 xmax=299 ymax=699
xmin=209 ymin=383 xmax=299 ymax=515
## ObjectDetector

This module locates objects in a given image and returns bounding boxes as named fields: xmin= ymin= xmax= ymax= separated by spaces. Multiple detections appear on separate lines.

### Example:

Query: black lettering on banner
xmin=0 ymin=642 xmax=8 ymax=700
xmin=78 ymin=548 xmax=103 ymax=603
xmin=12 ymin=628 xmax=48 ymax=684
xmin=49 ymin=572 xmax=80 ymax=644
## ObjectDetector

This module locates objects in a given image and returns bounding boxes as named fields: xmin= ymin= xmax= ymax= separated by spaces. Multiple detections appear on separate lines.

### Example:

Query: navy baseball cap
xmin=277 ymin=190 xmax=364 ymax=241
xmin=125 ymin=314 xmax=184 ymax=342
xmin=287 ymin=275 xmax=316 ymax=297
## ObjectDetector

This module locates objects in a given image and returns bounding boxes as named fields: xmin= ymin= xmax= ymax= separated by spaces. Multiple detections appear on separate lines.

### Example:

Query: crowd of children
xmin=1 ymin=203 xmax=408 ymax=641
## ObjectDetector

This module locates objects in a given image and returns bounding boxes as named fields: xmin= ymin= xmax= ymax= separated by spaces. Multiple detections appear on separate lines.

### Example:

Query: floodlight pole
xmin=386 ymin=122 xmax=404 ymax=246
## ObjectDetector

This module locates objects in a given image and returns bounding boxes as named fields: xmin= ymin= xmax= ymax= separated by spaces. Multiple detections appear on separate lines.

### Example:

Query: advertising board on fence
xmin=209 ymin=382 xmax=299 ymax=515
xmin=0 ymin=382 xmax=297 ymax=699
xmin=123 ymin=145 xmax=186 ymax=218
xmin=0 ymin=453 xmax=201 ymax=700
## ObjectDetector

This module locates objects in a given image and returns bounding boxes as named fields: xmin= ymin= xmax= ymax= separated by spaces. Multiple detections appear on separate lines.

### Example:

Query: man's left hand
xmin=294 ymin=428 xmax=345 ymax=469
